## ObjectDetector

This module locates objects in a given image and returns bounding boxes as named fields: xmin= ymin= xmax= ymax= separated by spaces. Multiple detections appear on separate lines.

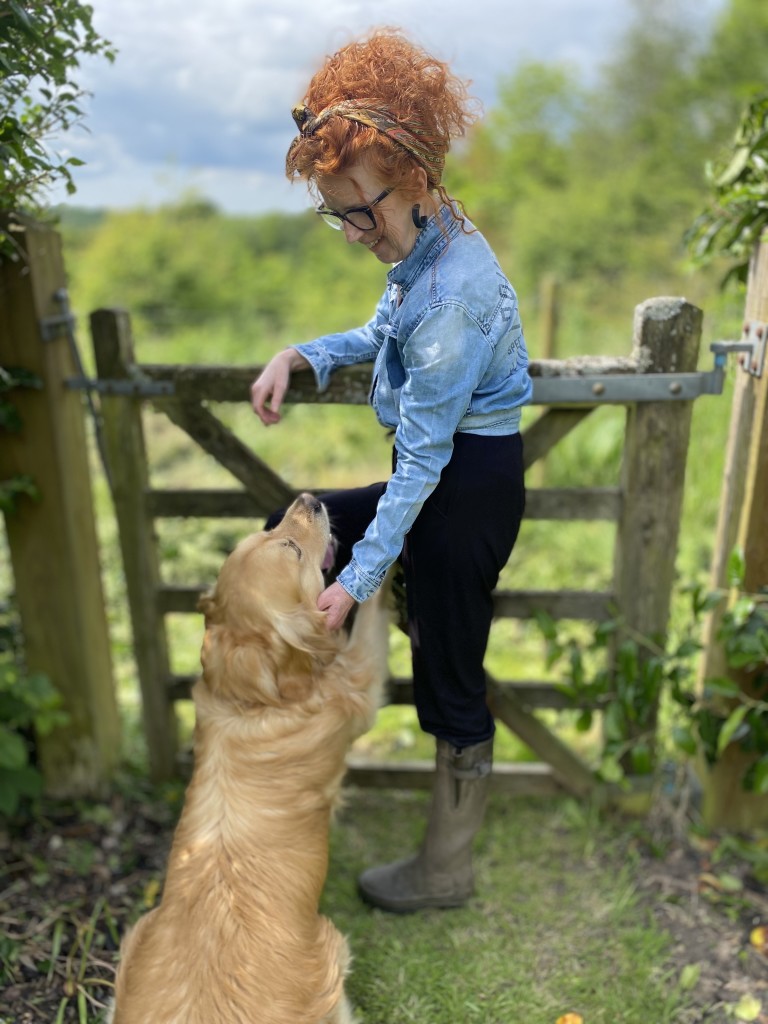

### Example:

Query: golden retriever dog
xmin=109 ymin=493 xmax=390 ymax=1024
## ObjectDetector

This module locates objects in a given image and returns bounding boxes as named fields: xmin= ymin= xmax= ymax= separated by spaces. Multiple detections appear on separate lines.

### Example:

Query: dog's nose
xmin=298 ymin=492 xmax=323 ymax=515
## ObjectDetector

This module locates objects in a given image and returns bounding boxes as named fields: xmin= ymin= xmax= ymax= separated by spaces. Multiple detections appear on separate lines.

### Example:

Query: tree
xmin=0 ymin=1 xmax=114 ymax=243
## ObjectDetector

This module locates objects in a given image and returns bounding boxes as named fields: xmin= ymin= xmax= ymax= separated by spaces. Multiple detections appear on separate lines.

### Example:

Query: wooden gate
xmin=88 ymin=296 xmax=705 ymax=792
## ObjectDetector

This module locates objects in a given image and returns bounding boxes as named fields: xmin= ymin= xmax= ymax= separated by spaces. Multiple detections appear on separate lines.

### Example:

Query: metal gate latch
xmin=711 ymin=320 xmax=766 ymax=379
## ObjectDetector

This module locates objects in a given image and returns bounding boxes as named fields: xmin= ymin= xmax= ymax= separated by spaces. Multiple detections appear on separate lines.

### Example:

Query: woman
xmin=251 ymin=28 xmax=532 ymax=913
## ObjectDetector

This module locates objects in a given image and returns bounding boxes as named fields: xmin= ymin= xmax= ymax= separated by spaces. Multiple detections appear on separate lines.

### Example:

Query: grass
xmin=325 ymin=789 xmax=687 ymax=1024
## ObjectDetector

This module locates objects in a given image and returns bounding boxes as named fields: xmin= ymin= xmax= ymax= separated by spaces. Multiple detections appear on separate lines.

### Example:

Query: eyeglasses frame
xmin=316 ymin=188 xmax=393 ymax=231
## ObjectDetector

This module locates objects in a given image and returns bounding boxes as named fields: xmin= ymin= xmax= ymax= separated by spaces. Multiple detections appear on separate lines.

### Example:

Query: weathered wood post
xmin=90 ymin=308 xmax=178 ymax=781
xmin=698 ymin=234 xmax=768 ymax=830
xmin=613 ymin=297 xmax=703 ymax=768
xmin=0 ymin=217 xmax=120 ymax=795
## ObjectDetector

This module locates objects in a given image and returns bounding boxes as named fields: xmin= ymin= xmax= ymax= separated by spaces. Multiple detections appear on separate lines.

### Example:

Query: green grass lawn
xmin=325 ymin=789 xmax=687 ymax=1024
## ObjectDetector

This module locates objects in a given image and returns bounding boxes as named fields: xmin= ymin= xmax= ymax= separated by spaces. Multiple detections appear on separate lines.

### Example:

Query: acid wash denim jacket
xmin=294 ymin=204 xmax=532 ymax=603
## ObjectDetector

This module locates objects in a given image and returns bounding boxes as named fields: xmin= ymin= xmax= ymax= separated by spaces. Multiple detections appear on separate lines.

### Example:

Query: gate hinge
xmin=38 ymin=287 xmax=76 ymax=342
xmin=711 ymin=320 xmax=766 ymax=378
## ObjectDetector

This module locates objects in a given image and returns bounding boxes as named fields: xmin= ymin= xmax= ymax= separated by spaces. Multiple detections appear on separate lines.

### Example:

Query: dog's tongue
xmin=322 ymin=541 xmax=335 ymax=572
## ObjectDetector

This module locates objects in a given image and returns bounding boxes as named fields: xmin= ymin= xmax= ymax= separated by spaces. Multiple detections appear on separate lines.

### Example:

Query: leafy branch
xmin=0 ymin=0 xmax=115 ymax=250
xmin=686 ymin=94 xmax=768 ymax=286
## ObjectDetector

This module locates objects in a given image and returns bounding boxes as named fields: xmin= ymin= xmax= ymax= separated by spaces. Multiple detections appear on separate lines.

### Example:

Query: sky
xmin=49 ymin=0 xmax=727 ymax=217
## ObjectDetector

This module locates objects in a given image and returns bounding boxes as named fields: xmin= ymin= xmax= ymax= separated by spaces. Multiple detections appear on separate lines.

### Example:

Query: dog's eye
xmin=282 ymin=539 xmax=302 ymax=560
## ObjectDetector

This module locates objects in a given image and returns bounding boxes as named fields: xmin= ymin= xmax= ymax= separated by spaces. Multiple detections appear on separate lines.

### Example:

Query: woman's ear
xmin=412 ymin=164 xmax=428 ymax=195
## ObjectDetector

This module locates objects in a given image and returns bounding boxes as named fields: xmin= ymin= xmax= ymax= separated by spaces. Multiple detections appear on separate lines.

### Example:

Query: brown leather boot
xmin=357 ymin=738 xmax=493 ymax=913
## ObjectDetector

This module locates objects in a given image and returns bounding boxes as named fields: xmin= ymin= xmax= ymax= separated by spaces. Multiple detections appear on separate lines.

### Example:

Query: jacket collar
xmin=387 ymin=203 xmax=464 ymax=293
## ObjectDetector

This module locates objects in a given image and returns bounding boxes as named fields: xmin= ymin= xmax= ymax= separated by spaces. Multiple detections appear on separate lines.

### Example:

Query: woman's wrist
xmin=281 ymin=347 xmax=310 ymax=371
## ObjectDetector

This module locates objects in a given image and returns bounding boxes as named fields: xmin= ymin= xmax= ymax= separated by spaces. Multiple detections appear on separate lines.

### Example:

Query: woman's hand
xmin=318 ymin=581 xmax=356 ymax=631
xmin=250 ymin=349 xmax=309 ymax=425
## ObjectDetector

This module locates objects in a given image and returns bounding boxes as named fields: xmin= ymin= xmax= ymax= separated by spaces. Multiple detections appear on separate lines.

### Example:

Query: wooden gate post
xmin=698 ymin=233 xmax=768 ymax=830
xmin=0 ymin=217 xmax=120 ymax=795
xmin=90 ymin=308 xmax=178 ymax=781
xmin=613 ymin=297 xmax=703 ymax=762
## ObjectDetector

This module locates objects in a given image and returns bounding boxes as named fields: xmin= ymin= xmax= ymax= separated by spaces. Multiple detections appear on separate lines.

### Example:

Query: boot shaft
xmin=423 ymin=738 xmax=493 ymax=870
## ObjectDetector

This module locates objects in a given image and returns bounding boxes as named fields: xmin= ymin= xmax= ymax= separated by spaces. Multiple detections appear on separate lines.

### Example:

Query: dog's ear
xmin=197 ymin=589 xmax=218 ymax=623
xmin=200 ymin=625 xmax=279 ymax=706
xmin=270 ymin=610 xmax=343 ymax=703
xmin=273 ymin=608 xmax=341 ymax=665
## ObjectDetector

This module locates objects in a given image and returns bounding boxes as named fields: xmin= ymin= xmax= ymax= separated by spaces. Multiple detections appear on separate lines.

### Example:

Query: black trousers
xmin=268 ymin=432 xmax=525 ymax=748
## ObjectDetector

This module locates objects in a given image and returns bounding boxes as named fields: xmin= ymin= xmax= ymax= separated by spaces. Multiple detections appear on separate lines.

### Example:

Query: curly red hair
xmin=286 ymin=28 xmax=479 ymax=206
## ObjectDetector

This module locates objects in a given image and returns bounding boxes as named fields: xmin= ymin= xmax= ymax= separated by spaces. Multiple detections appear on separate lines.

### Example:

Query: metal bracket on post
xmin=711 ymin=320 xmax=766 ymax=379
xmin=39 ymin=288 xmax=77 ymax=342
xmin=39 ymin=288 xmax=174 ymax=397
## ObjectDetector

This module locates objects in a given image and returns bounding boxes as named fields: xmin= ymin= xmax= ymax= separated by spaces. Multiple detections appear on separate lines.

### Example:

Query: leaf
xmin=718 ymin=872 xmax=744 ymax=894
xmin=679 ymin=963 xmax=701 ymax=990
xmin=717 ymin=704 xmax=749 ymax=757
xmin=732 ymin=993 xmax=761 ymax=1021
xmin=672 ymin=725 xmax=698 ymax=756
xmin=631 ymin=743 xmax=653 ymax=775
xmin=752 ymin=758 xmax=768 ymax=795
xmin=749 ymin=925 xmax=768 ymax=955
xmin=716 ymin=145 xmax=752 ymax=187
xmin=728 ymin=548 xmax=747 ymax=588
xmin=703 ymin=677 xmax=742 ymax=699
xmin=0 ymin=724 xmax=29 ymax=770
xmin=143 ymin=878 xmax=161 ymax=909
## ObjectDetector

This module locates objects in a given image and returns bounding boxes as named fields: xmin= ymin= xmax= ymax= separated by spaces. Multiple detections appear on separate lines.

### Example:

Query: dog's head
xmin=198 ymin=493 xmax=342 ymax=706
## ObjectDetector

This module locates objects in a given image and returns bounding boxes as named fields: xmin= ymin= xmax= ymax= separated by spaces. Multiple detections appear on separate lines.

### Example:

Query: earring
xmin=411 ymin=204 xmax=428 ymax=229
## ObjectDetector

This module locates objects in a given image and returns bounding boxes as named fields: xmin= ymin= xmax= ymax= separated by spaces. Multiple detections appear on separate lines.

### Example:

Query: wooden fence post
xmin=0 ymin=217 xmax=120 ymax=795
xmin=90 ymin=308 xmax=178 ymax=781
xmin=613 ymin=297 xmax=703 ymax=763
xmin=698 ymin=233 xmax=768 ymax=830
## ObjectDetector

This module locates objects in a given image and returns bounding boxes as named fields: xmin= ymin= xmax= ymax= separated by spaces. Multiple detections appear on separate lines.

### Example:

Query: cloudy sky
xmin=50 ymin=0 xmax=726 ymax=216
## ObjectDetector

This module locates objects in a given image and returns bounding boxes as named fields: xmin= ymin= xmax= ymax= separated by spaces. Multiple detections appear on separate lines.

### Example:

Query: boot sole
xmin=357 ymin=882 xmax=471 ymax=914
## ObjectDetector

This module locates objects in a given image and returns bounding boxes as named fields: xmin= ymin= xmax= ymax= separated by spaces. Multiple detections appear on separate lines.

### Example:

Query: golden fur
xmin=109 ymin=494 xmax=390 ymax=1024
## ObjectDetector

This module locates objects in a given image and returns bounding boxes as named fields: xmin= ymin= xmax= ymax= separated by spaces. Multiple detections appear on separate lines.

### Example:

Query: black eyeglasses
xmin=316 ymin=189 xmax=392 ymax=231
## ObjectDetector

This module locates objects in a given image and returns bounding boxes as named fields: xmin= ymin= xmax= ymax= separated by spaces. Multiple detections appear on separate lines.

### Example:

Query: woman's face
xmin=316 ymin=163 xmax=421 ymax=265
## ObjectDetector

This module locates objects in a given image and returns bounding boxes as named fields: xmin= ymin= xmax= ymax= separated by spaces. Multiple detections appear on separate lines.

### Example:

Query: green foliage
xmin=62 ymin=195 xmax=385 ymax=353
xmin=0 ymin=605 xmax=69 ymax=817
xmin=686 ymin=94 xmax=768 ymax=285
xmin=537 ymin=557 xmax=768 ymax=793
xmin=0 ymin=365 xmax=42 ymax=514
xmin=0 ymin=0 xmax=115 ymax=245
xmin=537 ymin=608 xmax=703 ymax=782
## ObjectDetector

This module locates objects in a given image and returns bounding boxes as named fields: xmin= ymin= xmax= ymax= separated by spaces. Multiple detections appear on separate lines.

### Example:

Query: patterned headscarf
xmin=289 ymin=100 xmax=445 ymax=183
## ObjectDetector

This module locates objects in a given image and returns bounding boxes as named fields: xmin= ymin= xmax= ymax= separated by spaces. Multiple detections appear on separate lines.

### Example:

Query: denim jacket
xmin=294 ymin=205 xmax=532 ymax=602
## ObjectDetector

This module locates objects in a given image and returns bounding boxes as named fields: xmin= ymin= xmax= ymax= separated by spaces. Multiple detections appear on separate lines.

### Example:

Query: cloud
xmin=49 ymin=0 xmax=725 ymax=214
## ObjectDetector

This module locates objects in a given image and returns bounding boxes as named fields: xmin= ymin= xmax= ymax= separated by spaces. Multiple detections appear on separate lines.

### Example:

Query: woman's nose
xmin=342 ymin=221 xmax=366 ymax=244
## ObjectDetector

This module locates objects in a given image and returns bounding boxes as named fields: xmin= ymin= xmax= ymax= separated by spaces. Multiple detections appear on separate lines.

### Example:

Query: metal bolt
xmin=669 ymin=381 xmax=682 ymax=395
xmin=592 ymin=382 xmax=605 ymax=396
